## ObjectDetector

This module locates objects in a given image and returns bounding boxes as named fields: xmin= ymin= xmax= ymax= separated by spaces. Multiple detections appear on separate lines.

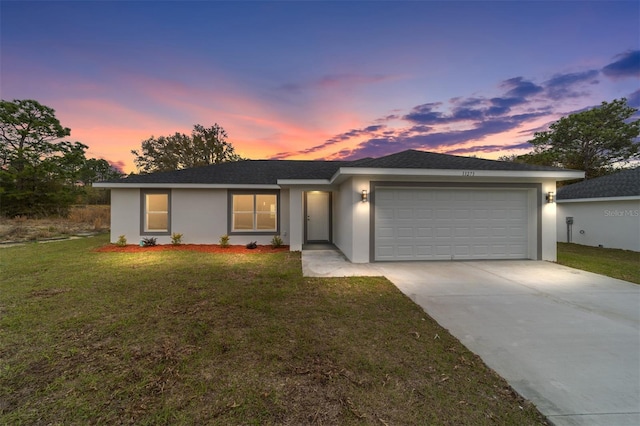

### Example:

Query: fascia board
xmin=92 ymin=183 xmax=280 ymax=189
xmin=330 ymin=167 xmax=585 ymax=183
xmin=276 ymin=179 xmax=332 ymax=186
xmin=558 ymin=196 xmax=640 ymax=203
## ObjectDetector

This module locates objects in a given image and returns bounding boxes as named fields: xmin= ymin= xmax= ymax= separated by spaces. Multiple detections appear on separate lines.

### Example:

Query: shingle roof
xmin=557 ymin=167 xmax=640 ymax=200
xmin=352 ymin=149 xmax=571 ymax=171
xmin=115 ymin=160 xmax=350 ymax=184
xmin=107 ymin=149 xmax=576 ymax=185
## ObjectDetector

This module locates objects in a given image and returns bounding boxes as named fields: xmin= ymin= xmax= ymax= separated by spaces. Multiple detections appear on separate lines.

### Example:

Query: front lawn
xmin=0 ymin=236 xmax=546 ymax=425
xmin=557 ymin=242 xmax=640 ymax=284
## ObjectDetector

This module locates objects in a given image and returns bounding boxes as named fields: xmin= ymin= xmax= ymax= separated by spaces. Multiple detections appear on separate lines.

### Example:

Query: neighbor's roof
xmin=101 ymin=149 xmax=579 ymax=185
xmin=557 ymin=167 xmax=640 ymax=200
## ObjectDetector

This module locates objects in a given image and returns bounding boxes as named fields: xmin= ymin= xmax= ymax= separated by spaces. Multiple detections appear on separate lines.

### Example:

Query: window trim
xmin=140 ymin=189 xmax=172 ymax=236
xmin=228 ymin=190 xmax=280 ymax=235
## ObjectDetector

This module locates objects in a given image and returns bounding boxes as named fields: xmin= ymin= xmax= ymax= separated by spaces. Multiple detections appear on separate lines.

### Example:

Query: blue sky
xmin=2 ymin=1 xmax=639 ymax=172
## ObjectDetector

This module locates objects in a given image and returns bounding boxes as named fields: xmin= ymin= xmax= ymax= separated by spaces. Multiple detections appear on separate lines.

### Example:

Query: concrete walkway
xmin=302 ymin=250 xmax=640 ymax=426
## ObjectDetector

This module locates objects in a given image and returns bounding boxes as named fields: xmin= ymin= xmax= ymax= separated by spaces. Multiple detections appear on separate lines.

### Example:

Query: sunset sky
xmin=2 ymin=1 xmax=639 ymax=173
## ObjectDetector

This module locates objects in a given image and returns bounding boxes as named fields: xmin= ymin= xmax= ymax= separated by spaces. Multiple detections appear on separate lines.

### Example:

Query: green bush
xmin=219 ymin=234 xmax=230 ymax=248
xmin=171 ymin=233 xmax=183 ymax=245
xmin=116 ymin=235 xmax=127 ymax=247
xmin=141 ymin=237 xmax=157 ymax=247
xmin=271 ymin=235 xmax=283 ymax=248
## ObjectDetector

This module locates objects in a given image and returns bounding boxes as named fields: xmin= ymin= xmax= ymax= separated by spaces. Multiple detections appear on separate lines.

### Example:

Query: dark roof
xmin=108 ymin=149 xmax=576 ymax=185
xmin=353 ymin=149 xmax=570 ymax=171
xmin=116 ymin=160 xmax=350 ymax=184
xmin=557 ymin=167 xmax=640 ymax=200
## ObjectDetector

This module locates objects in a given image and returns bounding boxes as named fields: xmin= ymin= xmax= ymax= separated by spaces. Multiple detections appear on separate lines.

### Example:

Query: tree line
xmin=0 ymin=100 xmax=123 ymax=216
xmin=0 ymin=99 xmax=244 ymax=217
xmin=1 ymin=97 xmax=638 ymax=218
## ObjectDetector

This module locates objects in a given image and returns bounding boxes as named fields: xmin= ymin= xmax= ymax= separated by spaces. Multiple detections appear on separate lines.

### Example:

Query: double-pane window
xmin=143 ymin=192 xmax=170 ymax=233
xmin=231 ymin=193 xmax=277 ymax=232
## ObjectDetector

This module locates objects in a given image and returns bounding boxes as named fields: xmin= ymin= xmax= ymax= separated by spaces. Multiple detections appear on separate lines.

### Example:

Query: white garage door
xmin=375 ymin=187 xmax=529 ymax=261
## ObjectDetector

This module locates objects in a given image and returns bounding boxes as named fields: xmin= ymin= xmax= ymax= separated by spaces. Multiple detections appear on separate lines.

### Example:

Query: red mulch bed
xmin=94 ymin=244 xmax=290 ymax=254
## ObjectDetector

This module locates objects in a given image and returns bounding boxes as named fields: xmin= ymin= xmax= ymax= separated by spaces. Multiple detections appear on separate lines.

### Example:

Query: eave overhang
xmin=92 ymin=183 xmax=280 ymax=189
xmin=94 ymin=167 xmax=585 ymax=189
xmin=329 ymin=167 xmax=585 ymax=184
xmin=558 ymin=195 xmax=640 ymax=203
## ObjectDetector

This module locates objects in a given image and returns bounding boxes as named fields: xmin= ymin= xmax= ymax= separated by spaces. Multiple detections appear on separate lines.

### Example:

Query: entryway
xmin=305 ymin=191 xmax=331 ymax=243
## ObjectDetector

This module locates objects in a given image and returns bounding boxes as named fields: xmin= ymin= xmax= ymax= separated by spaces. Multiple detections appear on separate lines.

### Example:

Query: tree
xmin=527 ymin=98 xmax=640 ymax=179
xmin=78 ymin=158 xmax=123 ymax=185
xmin=0 ymin=99 xmax=71 ymax=171
xmin=131 ymin=124 xmax=242 ymax=173
xmin=77 ymin=159 xmax=124 ymax=204
xmin=0 ymin=99 xmax=119 ymax=216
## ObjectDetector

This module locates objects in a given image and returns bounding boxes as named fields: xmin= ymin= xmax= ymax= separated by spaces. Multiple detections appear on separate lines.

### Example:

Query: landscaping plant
xmin=171 ymin=233 xmax=183 ymax=245
xmin=271 ymin=235 xmax=283 ymax=248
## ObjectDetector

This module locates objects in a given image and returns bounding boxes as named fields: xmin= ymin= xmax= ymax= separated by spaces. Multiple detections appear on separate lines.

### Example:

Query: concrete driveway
xmin=302 ymin=252 xmax=640 ymax=426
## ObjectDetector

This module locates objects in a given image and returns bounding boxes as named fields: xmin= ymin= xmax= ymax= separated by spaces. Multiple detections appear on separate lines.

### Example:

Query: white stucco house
xmin=556 ymin=167 xmax=640 ymax=252
xmin=94 ymin=149 xmax=583 ymax=263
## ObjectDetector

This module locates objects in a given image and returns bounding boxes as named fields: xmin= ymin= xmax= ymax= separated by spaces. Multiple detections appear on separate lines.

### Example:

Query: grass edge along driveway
xmin=557 ymin=242 xmax=640 ymax=284
xmin=0 ymin=236 xmax=547 ymax=425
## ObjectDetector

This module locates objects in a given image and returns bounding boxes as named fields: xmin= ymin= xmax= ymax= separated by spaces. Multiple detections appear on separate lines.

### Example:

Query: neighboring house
xmin=556 ymin=168 xmax=640 ymax=252
xmin=94 ymin=149 xmax=583 ymax=263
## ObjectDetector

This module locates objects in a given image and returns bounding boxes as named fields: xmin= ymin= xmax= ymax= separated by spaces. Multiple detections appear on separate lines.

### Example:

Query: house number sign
xmin=462 ymin=171 xmax=475 ymax=176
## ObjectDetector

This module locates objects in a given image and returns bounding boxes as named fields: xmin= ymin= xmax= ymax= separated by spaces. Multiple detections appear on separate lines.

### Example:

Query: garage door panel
xmin=377 ymin=207 xmax=395 ymax=220
xmin=416 ymin=227 xmax=433 ymax=237
xmin=436 ymin=227 xmax=451 ymax=237
xmin=396 ymin=227 xmax=414 ymax=238
xmin=454 ymin=227 xmax=470 ymax=237
xmin=375 ymin=188 xmax=530 ymax=261
xmin=435 ymin=209 xmax=451 ymax=219
xmin=397 ymin=209 xmax=413 ymax=219
xmin=377 ymin=226 xmax=394 ymax=238
xmin=416 ymin=208 xmax=433 ymax=218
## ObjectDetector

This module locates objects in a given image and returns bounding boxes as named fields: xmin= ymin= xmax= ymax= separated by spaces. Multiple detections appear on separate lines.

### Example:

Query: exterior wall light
xmin=361 ymin=190 xmax=368 ymax=202
xmin=546 ymin=191 xmax=555 ymax=203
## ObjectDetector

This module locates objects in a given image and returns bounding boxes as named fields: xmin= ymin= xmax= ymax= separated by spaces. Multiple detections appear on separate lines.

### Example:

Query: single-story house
xmin=95 ymin=149 xmax=583 ymax=263
xmin=556 ymin=167 xmax=640 ymax=252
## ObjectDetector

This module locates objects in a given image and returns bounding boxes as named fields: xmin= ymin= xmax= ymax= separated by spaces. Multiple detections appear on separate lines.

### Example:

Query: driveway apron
xmin=302 ymin=251 xmax=640 ymax=426
xmin=376 ymin=260 xmax=640 ymax=426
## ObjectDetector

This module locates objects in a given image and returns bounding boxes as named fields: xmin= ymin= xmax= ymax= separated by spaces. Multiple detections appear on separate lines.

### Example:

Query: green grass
xmin=0 ymin=236 xmax=546 ymax=425
xmin=558 ymin=242 xmax=640 ymax=284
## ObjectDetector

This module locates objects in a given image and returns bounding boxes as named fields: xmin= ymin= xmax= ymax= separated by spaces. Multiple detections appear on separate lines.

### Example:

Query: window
xmin=230 ymin=192 xmax=278 ymax=233
xmin=141 ymin=190 xmax=171 ymax=234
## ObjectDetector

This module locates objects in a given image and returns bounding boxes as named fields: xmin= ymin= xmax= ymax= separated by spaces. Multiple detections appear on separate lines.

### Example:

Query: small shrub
xmin=219 ymin=234 xmax=230 ymax=248
xmin=116 ymin=235 xmax=127 ymax=247
xmin=141 ymin=237 xmax=157 ymax=247
xmin=246 ymin=241 xmax=257 ymax=249
xmin=271 ymin=235 xmax=283 ymax=248
xmin=171 ymin=233 xmax=183 ymax=245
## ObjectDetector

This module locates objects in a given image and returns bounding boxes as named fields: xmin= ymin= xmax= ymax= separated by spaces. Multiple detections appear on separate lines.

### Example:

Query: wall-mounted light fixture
xmin=546 ymin=191 xmax=555 ymax=203
xmin=361 ymin=189 xmax=368 ymax=202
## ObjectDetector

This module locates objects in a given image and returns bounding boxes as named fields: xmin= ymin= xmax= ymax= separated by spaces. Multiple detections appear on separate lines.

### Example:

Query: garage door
xmin=375 ymin=187 xmax=529 ymax=261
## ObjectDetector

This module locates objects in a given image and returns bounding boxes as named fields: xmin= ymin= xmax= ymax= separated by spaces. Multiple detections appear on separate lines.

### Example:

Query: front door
xmin=305 ymin=191 xmax=331 ymax=242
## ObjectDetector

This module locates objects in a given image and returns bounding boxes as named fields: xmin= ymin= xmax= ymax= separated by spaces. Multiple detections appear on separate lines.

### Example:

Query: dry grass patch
xmin=0 ymin=205 xmax=109 ymax=242
xmin=0 ymin=236 xmax=547 ymax=425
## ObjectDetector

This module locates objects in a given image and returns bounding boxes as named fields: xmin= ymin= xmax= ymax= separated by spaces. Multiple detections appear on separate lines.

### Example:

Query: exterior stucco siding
xmin=110 ymin=188 xmax=290 ymax=246
xmin=110 ymin=189 xmax=140 ymax=243
xmin=541 ymin=179 xmax=557 ymax=261
xmin=557 ymin=199 xmax=640 ymax=251
xmin=334 ymin=179 xmax=354 ymax=261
